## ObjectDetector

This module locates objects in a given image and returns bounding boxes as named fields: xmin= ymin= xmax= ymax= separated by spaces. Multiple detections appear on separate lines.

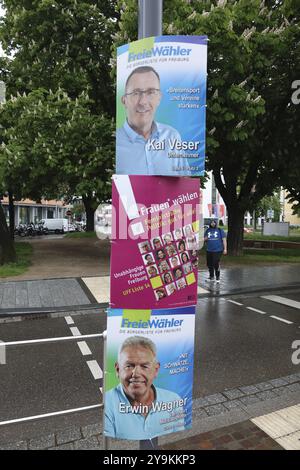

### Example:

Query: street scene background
xmin=0 ymin=0 xmax=300 ymax=452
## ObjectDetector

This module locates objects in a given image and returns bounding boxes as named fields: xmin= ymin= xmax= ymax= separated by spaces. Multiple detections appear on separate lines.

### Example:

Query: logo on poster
xmin=121 ymin=317 xmax=184 ymax=329
xmin=129 ymin=46 xmax=192 ymax=63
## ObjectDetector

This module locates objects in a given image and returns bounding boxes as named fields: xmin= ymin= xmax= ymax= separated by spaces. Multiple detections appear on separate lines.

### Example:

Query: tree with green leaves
xmin=0 ymin=88 xmax=114 ymax=230
xmin=0 ymin=0 xmax=118 ymax=231
xmin=116 ymin=0 xmax=300 ymax=255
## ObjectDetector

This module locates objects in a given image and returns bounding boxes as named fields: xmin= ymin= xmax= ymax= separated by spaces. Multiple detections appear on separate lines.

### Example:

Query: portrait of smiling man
xmin=104 ymin=336 xmax=187 ymax=440
xmin=116 ymin=66 xmax=190 ymax=176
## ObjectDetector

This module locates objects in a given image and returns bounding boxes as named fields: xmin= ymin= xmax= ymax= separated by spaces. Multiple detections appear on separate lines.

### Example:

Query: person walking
xmin=204 ymin=219 xmax=227 ymax=283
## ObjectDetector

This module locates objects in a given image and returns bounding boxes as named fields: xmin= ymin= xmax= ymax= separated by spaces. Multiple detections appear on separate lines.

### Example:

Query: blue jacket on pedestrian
xmin=204 ymin=227 xmax=226 ymax=252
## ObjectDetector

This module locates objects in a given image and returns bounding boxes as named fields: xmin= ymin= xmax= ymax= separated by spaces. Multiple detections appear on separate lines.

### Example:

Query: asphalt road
xmin=0 ymin=288 xmax=300 ymax=444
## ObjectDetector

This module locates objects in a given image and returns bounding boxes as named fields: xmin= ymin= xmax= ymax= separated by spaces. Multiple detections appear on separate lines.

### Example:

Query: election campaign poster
xmin=116 ymin=35 xmax=208 ymax=177
xmin=110 ymin=175 xmax=201 ymax=309
xmin=104 ymin=306 xmax=196 ymax=440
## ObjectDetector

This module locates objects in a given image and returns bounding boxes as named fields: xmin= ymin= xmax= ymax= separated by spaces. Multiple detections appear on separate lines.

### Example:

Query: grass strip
xmin=0 ymin=242 xmax=33 ymax=277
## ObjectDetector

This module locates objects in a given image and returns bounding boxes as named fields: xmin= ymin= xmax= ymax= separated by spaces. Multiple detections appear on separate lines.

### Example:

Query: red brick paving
xmin=160 ymin=420 xmax=284 ymax=451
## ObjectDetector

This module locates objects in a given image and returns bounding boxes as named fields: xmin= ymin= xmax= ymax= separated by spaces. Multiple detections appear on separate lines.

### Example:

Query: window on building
xmin=47 ymin=208 xmax=55 ymax=219
xmin=19 ymin=206 xmax=30 ymax=224
xmin=35 ymin=207 xmax=43 ymax=223
xmin=3 ymin=205 xmax=9 ymax=225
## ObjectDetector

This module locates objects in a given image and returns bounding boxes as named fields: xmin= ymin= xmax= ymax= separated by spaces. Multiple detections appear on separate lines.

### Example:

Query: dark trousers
xmin=206 ymin=251 xmax=223 ymax=279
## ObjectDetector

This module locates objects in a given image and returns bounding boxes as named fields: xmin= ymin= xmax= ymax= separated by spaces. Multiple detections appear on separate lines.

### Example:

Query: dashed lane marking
xmin=64 ymin=316 xmax=74 ymax=325
xmin=246 ymin=306 xmax=266 ymax=315
xmin=87 ymin=360 xmax=103 ymax=380
xmin=225 ymin=298 xmax=297 ymax=325
xmin=262 ymin=295 xmax=300 ymax=310
xmin=227 ymin=300 xmax=243 ymax=306
xmin=70 ymin=327 xmax=81 ymax=336
xmin=270 ymin=315 xmax=293 ymax=325
xmin=77 ymin=341 xmax=92 ymax=356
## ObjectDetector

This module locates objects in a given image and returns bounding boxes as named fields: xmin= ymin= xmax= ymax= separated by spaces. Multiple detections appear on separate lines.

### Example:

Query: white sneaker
xmin=216 ymin=279 xmax=220 ymax=283
xmin=206 ymin=278 xmax=214 ymax=282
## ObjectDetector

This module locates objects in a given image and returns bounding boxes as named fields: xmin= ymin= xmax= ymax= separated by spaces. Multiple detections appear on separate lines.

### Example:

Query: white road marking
xmin=0 ymin=404 xmax=102 ymax=427
xmin=77 ymin=341 xmax=92 ymax=356
xmin=246 ymin=307 xmax=266 ymax=314
xmin=87 ymin=360 xmax=103 ymax=380
xmin=70 ymin=327 xmax=81 ymax=336
xmin=262 ymin=295 xmax=300 ymax=310
xmin=270 ymin=315 xmax=293 ymax=325
xmin=64 ymin=316 xmax=74 ymax=325
xmin=252 ymin=405 xmax=300 ymax=449
xmin=1 ymin=333 xmax=103 ymax=347
xmin=227 ymin=300 xmax=243 ymax=306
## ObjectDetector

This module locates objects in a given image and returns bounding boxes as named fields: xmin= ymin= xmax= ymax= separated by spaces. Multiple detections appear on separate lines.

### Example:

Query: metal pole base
xmin=139 ymin=437 xmax=158 ymax=450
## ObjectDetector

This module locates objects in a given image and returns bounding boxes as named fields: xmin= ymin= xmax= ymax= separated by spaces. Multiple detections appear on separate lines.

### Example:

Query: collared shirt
xmin=116 ymin=120 xmax=192 ymax=176
xmin=104 ymin=383 xmax=187 ymax=440
xmin=205 ymin=227 xmax=226 ymax=252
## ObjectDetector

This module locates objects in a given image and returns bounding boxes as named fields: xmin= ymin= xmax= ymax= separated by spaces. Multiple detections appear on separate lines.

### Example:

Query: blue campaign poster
xmin=116 ymin=35 xmax=208 ymax=177
xmin=104 ymin=306 xmax=196 ymax=440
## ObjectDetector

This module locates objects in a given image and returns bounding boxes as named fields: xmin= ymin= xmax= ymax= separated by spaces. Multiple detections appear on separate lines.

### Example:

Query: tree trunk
xmin=253 ymin=210 xmax=257 ymax=230
xmin=0 ymin=203 xmax=17 ymax=265
xmin=227 ymin=206 xmax=245 ymax=256
xmin=82 ymin=196 xmax=95 ymax=232
xmin=8 ymin=191 xmax=15 ymax=239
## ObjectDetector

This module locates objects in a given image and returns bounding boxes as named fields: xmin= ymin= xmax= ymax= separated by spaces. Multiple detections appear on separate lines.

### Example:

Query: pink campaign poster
xmin=110 ymin=175 xmax=200 ymax=309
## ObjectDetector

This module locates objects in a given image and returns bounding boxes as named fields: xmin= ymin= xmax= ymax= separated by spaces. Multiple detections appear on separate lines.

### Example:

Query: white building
xmin=1 ymin=197 xmax=68 ymax=226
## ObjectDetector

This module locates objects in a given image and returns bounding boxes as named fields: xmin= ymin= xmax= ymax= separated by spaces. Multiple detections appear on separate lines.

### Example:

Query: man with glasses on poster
xmin=116 ymin=66 xmax=190 ymax=176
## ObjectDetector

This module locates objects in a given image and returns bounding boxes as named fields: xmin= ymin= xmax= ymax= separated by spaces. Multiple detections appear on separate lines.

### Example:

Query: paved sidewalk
xmin=1 ymin=264 xmax=300 ymax=315
xmin=198 ymin=264 xmax=300 ymax=296
xmin=0 ymin=278 xmax=92 ymax=311
xmin=1 ymin=373 xmax=299 ymax=450
xmin=160 ymin=420 xmax=283 ymax=450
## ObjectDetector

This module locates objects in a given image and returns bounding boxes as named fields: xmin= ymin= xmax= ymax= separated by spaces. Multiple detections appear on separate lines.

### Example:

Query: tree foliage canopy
xmin=0 ymin=0 xmax=117 ymax=114
xmin=0 ymin=0 xmax=118 ymax=232
xmin=0 ymin=88 xmax=114 ymax=202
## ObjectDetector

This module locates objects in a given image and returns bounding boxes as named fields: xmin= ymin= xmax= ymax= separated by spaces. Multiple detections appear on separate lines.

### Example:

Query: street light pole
xmin=138 ymin=0 xmax=163 ymax=39
xmin=137 ymin=0 xmax=163 ymax=450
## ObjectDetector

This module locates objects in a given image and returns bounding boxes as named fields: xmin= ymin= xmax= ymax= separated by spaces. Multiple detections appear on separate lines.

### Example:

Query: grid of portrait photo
xmin=138 ymin=223 xmax=199 ymax=302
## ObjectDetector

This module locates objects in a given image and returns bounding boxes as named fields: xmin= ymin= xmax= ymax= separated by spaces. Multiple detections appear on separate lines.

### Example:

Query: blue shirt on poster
xmin=204 ymin=227 xmax=226 ymax=252
xmin=104 ymin=383 xmax=187 ymax=440
xmin=116 ymin=120 xmax=192 ymax=176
